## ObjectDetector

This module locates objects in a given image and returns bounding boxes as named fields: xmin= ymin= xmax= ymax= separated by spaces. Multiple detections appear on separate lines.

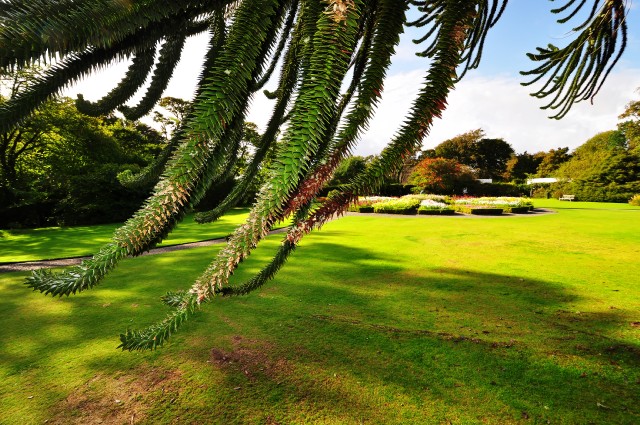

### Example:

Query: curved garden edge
xmin=345 ymin=208 xmax=556 ymax=219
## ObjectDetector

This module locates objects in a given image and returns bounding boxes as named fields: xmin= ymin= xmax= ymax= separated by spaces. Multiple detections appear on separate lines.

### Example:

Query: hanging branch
xmin=119 ymin=0 xmax=365 ymax=351
xmin=75 ymin=45 xmax=158 ymax=117
xmin=521 ymin=0 xmax=628 ymax=118
xmin=0 ymin=15 xmax=209 ymax=134
xmin=118 ymin=12 xmax=228 ymax=190
xmin=119 ymin=32 xmax=189 ymax=120
xmin=223 ymin=0 xmax=480 ymax=297
xmin=25 ymin=0 xmax=286 ymax=298
xmin=194 ymin=0 xmax=319 ymax=223
xmin=0 ymin=0 xmax=233 ymax=69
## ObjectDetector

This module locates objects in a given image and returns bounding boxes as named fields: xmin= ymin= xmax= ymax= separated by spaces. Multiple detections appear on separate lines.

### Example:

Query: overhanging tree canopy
xmin=0 ymin=0 xmax=629 ymax=350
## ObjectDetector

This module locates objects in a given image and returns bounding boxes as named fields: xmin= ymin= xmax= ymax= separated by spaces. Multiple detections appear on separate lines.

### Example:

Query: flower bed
xmin=417 ymin=199 xmax=455 ymax=215
xmin=373 ymin=198 xmax=421 ymax=215
xmin=453 ymin=196 xmax=532 ymax=215
xmin=347 ymin=195 xmax=533 ymax=216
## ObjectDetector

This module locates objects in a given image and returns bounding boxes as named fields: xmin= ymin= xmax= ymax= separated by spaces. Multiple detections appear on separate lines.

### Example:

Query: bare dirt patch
xmin=209 ymin=335 xmax=292 ymax=383
xmin=46 ymin=367 xmax=182 ymax=424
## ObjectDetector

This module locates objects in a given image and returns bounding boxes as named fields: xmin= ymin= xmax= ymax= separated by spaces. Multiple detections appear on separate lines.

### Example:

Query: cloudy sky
xmin=66 ymin=1 xmax=640 ymax=155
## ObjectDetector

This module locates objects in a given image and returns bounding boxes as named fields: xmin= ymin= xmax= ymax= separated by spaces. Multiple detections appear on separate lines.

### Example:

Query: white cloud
xmin=358 ymin=68 xmax=640 ymax=155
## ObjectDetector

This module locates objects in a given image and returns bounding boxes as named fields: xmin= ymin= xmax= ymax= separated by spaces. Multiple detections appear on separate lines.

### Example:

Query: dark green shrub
xmin=466 ymin=181 xmax=522 ymax=197
xmin=378 ymin=184 xmax=415 ymax=197
xmin=509 ymin=206 xmax=530 ymax=214
xmin=417 ymin=208 xmax=456 ymax=215
xmin=358 ymin=205 xmax=375 ymax=213
xmin=469 ymin=208 xmax=503 ymax=215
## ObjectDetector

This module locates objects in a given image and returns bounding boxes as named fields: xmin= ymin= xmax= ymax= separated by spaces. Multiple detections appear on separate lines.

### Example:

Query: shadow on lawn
xmin=0 ymin=225 xmax=117 ymax=263
xmin=164 ymin=237 xmax=639 ymax=423
xmin=0 ymin=235 xmax=638 ymax=423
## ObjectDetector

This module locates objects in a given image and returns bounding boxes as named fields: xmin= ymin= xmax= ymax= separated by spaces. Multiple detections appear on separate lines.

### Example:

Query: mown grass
xmin=1 ymin=202 xmax=639 ymax=424
xmin=0 ymin=209 xmax=254 ymax=263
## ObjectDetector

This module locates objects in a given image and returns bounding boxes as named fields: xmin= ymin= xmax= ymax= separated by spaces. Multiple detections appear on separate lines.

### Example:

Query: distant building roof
xmin=526 ymin=177 xmax=558 ymax=185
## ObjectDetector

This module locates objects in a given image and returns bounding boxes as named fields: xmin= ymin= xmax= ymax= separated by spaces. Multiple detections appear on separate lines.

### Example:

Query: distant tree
xmin=409 ymin=157 xmax=475 ymax=194
xmin=503 ymin=152 xmax=542 ymax=182
xmin=552 ymin=130 xmax=638 ymax=202
xmin=108 ymin=119 xmax=166 ymax=163
xmin=618 ymin=96 xmax=640 ymax=152
xmin=0 ymin=68 xmax=59 ymax=202
xmin=434 ymin=129 xmax=513 ymax=179
xmin=1 ymin=97 xmax=166 ymax=226
xmin=535 ymin=147 xmax=572 ymax=177
xmin=474 ymin=137 xmax=514 ymax=179
xmin=330 ymin=155 xmax=368 ymax=185
xmin=434 ymin=129 xmax=483 ymax=165
xmin=1 ymin=66 xmax=166 ymax=226
xmin=557 ymin=131 xmax=625 ymax=180
xmin=417 ymin=148 xmax=437 ymax=161
xmin=152 ymin=96 xmax=191 ymax=139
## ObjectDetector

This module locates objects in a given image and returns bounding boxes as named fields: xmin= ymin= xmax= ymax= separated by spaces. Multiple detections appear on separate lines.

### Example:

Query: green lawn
xmin=1 ymin=202 xmax=639 ymax=424
xmin=0 ymin=209 xmax=255 ymax=263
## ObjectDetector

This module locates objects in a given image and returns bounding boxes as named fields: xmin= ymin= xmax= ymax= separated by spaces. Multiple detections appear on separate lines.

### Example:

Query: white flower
xmin=420 ymin=199 xmax=447 ymax=208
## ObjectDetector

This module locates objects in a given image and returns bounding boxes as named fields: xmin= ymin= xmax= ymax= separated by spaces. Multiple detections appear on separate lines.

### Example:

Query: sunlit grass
xmin=1 ymin=202 xmax=639 ymax=423
xmin=0 ymin=209 xmax=254 ymax=262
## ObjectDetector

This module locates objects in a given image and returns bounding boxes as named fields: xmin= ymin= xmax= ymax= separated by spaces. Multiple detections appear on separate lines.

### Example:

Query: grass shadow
xmin=1 ymin=228 xmax=638 ymax=424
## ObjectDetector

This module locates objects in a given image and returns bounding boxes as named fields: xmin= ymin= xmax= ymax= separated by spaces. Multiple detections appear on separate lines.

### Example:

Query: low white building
xmin=526 ymin=177 xmax=558 ymax=185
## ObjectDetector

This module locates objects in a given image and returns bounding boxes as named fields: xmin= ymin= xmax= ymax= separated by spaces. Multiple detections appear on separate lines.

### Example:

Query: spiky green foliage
xmin=1 ymin=0 xmax=630 ymax=350
xmin=522 ymin=0 xmax=628 ymax=118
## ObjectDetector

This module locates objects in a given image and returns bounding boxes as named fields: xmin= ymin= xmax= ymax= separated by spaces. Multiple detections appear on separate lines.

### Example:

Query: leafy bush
xmin=409 ymin=157 xmax=475 ymax=194
xmin=465 ymin=181 xmax=523 ymax=197
xmin=530 ymin=187 xmax=550 ymax=198
xmin=630 ymin=194 xmax=640 ymax=206
xmin=378 ymin=184 xmax=416 ymax=197
xmin=348 ymin=196 xmax=396 ymax=212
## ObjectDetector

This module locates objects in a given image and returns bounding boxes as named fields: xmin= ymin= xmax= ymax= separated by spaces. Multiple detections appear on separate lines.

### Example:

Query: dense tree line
xmin=0 ymin=69 xmax=168 ymax=227
xmin=0 ymin=105 xmax=166 ymax=227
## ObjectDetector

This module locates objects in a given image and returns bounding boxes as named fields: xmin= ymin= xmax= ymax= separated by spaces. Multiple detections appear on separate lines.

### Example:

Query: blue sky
xmin=360 ymin=1 xmax=640 ymax=155
xmin=66 ymin=1 xmax=640 ymax=155
xmin=395 ymin=1 xmax=640 ymax=76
